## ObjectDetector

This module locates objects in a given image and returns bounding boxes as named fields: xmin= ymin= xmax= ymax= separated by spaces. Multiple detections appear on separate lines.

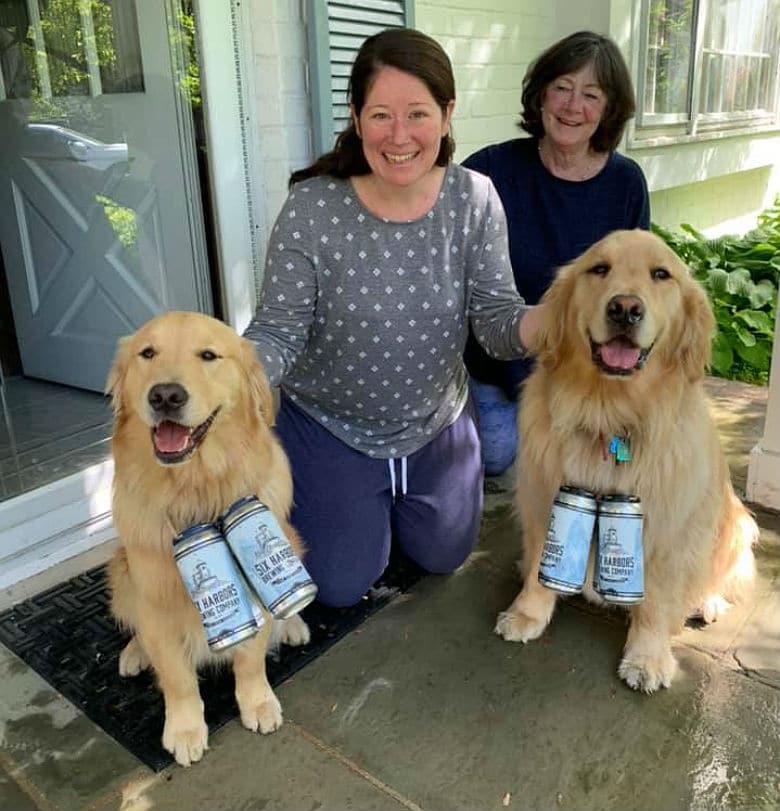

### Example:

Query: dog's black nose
xmin=607 ymin=295 xmax=644 ymax=327
xmin=148 ymin=383 xmax=188 ymax=414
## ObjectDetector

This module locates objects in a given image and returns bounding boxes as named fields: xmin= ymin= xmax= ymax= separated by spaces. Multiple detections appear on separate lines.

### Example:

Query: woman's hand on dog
xmin=519 ymin=304 xmax=546 ymax=354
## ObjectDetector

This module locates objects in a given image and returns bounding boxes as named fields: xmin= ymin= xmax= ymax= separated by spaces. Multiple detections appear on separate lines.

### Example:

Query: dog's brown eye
xmin=588 ymin=264 xmax=610 ymax=275
xmin=652 ymin=267 xmax=671 ymax=280
xmin=139 ymin=347 xmax=156 ymax=359
xmin=200 ymin=349 xmax=219 ymax=361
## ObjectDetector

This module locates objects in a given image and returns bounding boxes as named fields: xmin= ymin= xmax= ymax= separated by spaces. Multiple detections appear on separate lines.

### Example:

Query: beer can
xmin=173 ymin=522 xmax=260 ymax=652
xmin=538 ymin=486 xmax=598 ymax=594
xmin=221 ymin=496 xmax=318 ymax=619
xmin=594 ymin=494 xmax=645 ymax=604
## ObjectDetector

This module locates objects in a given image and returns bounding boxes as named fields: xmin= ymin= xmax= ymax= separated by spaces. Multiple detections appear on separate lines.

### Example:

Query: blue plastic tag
xmin=608 ymin=435 xmax=631 ymax=463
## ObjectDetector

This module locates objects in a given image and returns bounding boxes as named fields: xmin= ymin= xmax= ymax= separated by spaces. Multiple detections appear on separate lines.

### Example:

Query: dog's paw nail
xmin=271 ymin=615 xmax=311 ymax=649
xmin=494 ymin=610 xmax=544 ymax=643
xmin=618 ymin=652 xmax=677 ymax=693
xmin=163 ymin=722 xmax=209 ymax=767
xmin=240 ymin=694 xmax=283 ymax=734
xmin=118 ymin=641 xmax=149 ymax=677
xmin=257 ymin=703 xmax=284 ymax=734
xmin=284 ymin=616 xmax=311 ymax=646
xmin=699 ymin=595 xmax=731 ymax=624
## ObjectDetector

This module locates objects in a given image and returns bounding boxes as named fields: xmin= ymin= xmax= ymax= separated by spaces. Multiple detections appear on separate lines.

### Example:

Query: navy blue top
xmin=462 ymin=137 xmax=650 ymax=398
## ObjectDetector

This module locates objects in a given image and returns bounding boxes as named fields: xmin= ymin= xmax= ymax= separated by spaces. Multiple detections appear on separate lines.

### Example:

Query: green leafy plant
xmin=652 ymin=198 xmax=779 ymax=385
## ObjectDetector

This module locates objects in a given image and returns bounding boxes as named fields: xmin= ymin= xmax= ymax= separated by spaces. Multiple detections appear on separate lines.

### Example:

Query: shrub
xmin=652 ymin=198 xmax=779 ymax=385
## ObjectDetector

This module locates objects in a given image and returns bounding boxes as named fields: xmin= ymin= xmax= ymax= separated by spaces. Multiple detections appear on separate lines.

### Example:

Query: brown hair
xmin=520 ymin=30 xmax=636 ymax=153
xmin=290 ymin=27 xmax=456 ymax=187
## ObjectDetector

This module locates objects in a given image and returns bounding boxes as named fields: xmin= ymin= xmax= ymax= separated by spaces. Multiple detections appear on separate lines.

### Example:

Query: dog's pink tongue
xmin=154 ymin=421 xmax=191 ymax=453
xmin=601 ymin=338 xmax=641 ymax=370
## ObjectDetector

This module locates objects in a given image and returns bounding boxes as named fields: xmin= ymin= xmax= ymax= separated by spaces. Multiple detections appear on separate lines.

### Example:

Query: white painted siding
xmin=416 ymin=1 xmax=556 ymax=161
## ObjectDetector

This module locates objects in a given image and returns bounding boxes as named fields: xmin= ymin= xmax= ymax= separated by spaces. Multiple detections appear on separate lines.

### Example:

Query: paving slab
xmin=0 ymin=644 xmax=142 ymax=811
xmin=97 ymin=722 xmax=413 ymax=811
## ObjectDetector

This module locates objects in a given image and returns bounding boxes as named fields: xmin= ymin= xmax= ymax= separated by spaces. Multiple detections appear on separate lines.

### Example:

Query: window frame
xmin=631 ymin=0 xmax=780 ymax=148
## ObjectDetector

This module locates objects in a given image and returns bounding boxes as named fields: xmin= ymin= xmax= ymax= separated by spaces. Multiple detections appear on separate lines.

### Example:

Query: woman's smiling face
xmin=541 ymin=62 xmax=607 ymax=150
xmin=353 ymin=65 xmax=454 ymax=189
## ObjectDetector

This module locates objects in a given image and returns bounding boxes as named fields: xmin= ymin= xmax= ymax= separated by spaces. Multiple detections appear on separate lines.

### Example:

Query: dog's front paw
xmin=239 ymin=689 xmax=283 ymax=735
xmin=618 ymin=648 xmax=677 ymax=693
xmin=274 ymin=614 xmax=311 ymax=647
xmin=696 ymin=594 xmax=732 ymax=624
xmin=118 ymin=636 xmax=149 ymax=677
xmin=494 ymin=609 xmax=548 ymax=643
xmin=162 ymin=707 xmax=209 ymax=767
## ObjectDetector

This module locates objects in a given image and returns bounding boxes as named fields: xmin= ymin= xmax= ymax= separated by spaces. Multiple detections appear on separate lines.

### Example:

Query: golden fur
xmin=107 ymin=311 xmax=309 ymax=766
xmin=495 ymin=230 xmax=757 ymax=692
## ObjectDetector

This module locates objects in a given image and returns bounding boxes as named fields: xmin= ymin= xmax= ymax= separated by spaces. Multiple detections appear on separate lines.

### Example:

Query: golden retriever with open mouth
xmin=495 ymin=230 xmax=758 ymax=692
xmin=106 ymin=311 xmax=310 ymax=766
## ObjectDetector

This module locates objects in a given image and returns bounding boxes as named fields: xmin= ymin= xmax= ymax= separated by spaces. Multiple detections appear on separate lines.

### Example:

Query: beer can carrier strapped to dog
xmin=538 ymin=486 xmax=598 ymax=594
xmin=221 ymin=495 xmax=318 ymax=619
xmin=594 ymin=494 xmax=645 ymax=604
xmin=173 ymin=522 xmax=261 ymax=652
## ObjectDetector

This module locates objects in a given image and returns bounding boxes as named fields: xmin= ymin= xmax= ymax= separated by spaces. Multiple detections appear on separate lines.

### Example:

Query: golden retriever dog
xmin=107 ymin=311 xmax=310 ymax=766
xmin=495 ymin=230 xmax=757 ymax=692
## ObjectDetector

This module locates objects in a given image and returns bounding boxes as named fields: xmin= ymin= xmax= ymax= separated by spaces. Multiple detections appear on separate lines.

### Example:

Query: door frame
xmin=196 ymin=0 xmax=261 ymax=334
xmin=0 ymin=0 xmax=254 ymax=592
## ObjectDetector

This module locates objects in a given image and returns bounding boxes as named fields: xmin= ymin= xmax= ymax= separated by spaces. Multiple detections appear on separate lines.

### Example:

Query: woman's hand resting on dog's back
xmin=519 ymin=304 xmax=546 ymax=355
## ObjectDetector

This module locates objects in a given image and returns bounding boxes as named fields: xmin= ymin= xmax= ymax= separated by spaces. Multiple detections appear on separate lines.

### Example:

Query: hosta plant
xmin=653 ymin=199 xmax=779 ymax=385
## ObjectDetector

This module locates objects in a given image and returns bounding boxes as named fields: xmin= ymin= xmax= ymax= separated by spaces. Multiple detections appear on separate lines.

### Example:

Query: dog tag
xmin=615 ymin=437 xmax=632 ymax=462
xmin=607 ymin=435 xmax=631 ymax=463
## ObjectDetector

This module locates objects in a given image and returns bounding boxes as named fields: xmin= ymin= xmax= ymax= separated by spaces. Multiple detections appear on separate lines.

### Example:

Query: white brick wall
xmin=246 ymin=0 xmax=314 ymax=280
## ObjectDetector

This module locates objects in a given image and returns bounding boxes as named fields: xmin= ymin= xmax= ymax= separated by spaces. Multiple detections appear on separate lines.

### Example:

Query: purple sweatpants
xmin=275 ymin=394 xmax=484 ymax=607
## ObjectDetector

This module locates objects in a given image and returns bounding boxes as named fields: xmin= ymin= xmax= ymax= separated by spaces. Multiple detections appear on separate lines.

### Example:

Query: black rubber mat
xmin=0 ymin=554 xmax=425 ymax=771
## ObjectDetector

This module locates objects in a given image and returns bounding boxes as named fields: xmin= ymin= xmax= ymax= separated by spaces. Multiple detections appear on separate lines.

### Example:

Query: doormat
xmin=0 ymin=554 xmax=425 ymax=771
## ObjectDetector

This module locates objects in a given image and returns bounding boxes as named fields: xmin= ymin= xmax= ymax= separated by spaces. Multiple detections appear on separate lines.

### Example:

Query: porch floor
xmin=0 ymin=377 xmax=111 ymax=503
xmin=1 ymin=378 xmax=778 ymax=811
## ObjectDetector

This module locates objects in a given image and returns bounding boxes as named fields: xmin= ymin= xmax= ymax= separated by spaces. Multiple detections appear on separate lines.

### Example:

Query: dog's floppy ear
xmin=239 ymin=337 xmax=276 ymax=426
xmin=535 ymin=262 xmax=576 ymax=362
xmin=105 ymin=335 xmax=132 ymax=417
xmin=678 ymin=273 xmax=715 ymax=382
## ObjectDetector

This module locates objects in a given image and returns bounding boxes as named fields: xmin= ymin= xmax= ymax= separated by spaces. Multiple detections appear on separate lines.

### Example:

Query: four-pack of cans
xmin=538 ymin=486 xmax=645 ymax=604
xmin=175 ymin=482 xmax=644 ymax=652
xmin=173 ymin=495 xmax=317 ymax=652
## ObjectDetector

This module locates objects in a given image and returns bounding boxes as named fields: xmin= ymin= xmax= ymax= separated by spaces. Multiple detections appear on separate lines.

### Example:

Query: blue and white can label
xmin=595 ymin=495 xmax=644 ymax=604
xmin=538 ymin=486 xmax=598 ymax=594
xmin=173 ymin=522 xmax=260 ymax=652
xmin=221 ymin=496 xmax=318 ymax=619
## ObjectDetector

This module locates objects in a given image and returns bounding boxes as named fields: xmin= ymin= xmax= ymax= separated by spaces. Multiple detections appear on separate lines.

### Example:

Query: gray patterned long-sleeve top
xmin=245 ymin=163 xmax=529 ymax=458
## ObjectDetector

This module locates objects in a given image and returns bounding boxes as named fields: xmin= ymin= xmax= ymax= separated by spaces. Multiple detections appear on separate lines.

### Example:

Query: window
xmin=0 ymin=0 xmax=144 ymax=101
xmin=306 ymin=0 xmax=413 ymax=155
xmin=637 ymin=0 xmax=780 ymax=141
